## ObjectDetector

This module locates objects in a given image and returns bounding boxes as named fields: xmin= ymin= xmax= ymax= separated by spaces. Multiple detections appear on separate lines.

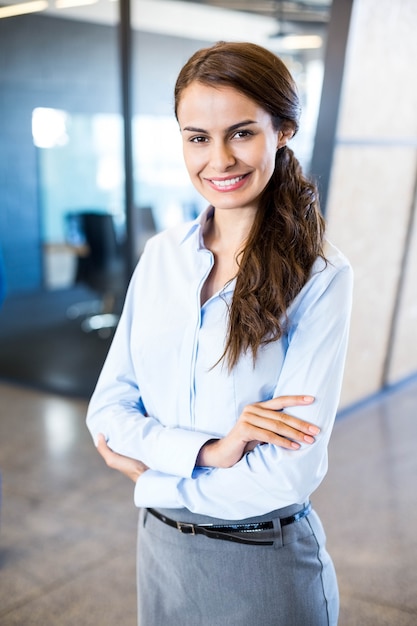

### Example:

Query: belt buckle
xmin=176 ymin=521 xmax=195 ymax=535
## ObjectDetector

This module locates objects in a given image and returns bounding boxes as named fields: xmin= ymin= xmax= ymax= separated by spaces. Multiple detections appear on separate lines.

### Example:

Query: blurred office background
xmin=0 ymin=0 xmax=416 ymax=406
xmin=0 ymin=0 xmax=416 ymax=624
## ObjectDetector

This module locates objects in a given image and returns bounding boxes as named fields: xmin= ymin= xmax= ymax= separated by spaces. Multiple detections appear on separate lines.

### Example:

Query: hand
xmin=196 ymin=395 xmax=319 ymax=469
xmin=96 ymin=434 xmax=149 ymax=483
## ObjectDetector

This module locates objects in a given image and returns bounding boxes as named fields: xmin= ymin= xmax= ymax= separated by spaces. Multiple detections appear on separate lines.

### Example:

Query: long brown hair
xmin=175 ymin=41 xmax=326 ymax=369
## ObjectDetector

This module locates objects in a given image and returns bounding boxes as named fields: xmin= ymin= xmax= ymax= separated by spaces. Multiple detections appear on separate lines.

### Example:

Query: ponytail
xmin=221 ymin=147 xmax=326 ymax=370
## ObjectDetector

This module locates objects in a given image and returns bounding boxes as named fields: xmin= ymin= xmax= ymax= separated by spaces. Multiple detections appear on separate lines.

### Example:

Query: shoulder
xmin=133 ymin=219 xmax=200 ymax=275
xmin=324 ymin=239 xmax=352 ymax=273
xmin=127 ymin=217 xmax=202 ymax=291
xmin=312 ymin=239 xmax=352 ymax=279
xmin=307 ymin=239 xmax=353 ymax=299
xmin=288 ymin=240 xmax=353 ymax=320
xmin=143 ymin=219 xmax=197 ymax=253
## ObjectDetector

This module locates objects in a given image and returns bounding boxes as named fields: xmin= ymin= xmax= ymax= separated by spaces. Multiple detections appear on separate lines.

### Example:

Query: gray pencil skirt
xmin=136 ymin=504 xmax=339 ymax=626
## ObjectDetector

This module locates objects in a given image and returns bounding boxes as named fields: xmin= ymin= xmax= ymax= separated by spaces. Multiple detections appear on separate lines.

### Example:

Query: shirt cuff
xmin=134 ymin=470 xmax=182 ymax=508
xmin=104 ymin=422 xmax=213 ymax=478
xmin=147 ymin=429 xmax=214 ymax=477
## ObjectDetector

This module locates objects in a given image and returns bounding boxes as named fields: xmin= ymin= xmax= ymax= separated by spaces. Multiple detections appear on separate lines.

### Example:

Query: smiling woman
xmin=87 ymin=41 xmax=353 ymax=626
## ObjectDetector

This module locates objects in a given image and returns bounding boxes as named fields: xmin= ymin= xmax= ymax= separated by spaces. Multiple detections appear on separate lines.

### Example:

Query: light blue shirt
xmin=86 ymin=207 xmax=353 ymax=520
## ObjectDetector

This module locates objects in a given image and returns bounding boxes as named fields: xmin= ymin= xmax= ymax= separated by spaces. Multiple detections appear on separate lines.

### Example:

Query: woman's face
xmin=177 ymin=82 xmax=285 ymax=215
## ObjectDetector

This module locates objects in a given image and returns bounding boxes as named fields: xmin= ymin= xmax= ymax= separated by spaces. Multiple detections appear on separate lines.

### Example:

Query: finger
xmin=266 ymin=409 xmax=320 ymax=436
xmin=243 ymin=403 xmax=320 ymax=436
xmin=242 ymin=411 xmax=317 ymax=445
xmin=96 ymin=433 xmax=108 ymax=454
xmin=237 ymin=406 xmax=318 ymax=444
xmin=96 ymin=433 xmax=117 ymax=464
xmin=96 ymin=437 xmax=128 ymax=472
xmin=251 ymin=396 xmax=320 ymax=436
xmin=242 ymin=423 xmax=302 ymax=450
xmin=260 ymin=395 xmax=315 ymax=411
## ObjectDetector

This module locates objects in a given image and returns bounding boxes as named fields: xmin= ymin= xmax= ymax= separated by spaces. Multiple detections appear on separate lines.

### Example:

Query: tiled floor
xmin=0 ymin=378 xmax=416 ymax=625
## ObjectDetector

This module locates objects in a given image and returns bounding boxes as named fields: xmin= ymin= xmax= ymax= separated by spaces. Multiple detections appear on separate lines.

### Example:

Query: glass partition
xmin=0 ymin=1 xmax=122 ymax=295
xmin=0 ymin=1 xmax=124 ymax=395
xmin=33 ymin=108 xmax=124 ymax=289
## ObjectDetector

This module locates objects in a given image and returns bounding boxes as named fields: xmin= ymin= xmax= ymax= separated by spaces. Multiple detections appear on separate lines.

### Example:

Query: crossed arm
xmin=96 ymin=394 xmax=319 ymax=483
xmin=92 ymin=255 xmax=352 ymax=517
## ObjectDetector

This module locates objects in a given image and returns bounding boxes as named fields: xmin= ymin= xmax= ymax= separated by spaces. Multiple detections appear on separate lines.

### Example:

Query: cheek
xmin=183 ymin=147 xmax=205 ymax=178
xmin=259 ymin=150 xmax=277 ymax=180
xmin=245 ymin=137 xmax=277 ymax=176
xmin=262 ymin=140 xmax=279 ymax=177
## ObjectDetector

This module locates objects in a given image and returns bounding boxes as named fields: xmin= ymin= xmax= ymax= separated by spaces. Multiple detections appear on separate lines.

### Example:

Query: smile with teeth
xmin=209 ymin=175 xmax=246 ymax=188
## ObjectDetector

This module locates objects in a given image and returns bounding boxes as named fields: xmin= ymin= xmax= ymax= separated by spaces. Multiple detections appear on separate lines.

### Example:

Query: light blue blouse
xmin=86 ymin=207 xmax=353 ymax=520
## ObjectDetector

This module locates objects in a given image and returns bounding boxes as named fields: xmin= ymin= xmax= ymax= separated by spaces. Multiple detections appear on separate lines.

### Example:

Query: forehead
xmin=177 ymin=82 xmax=270 ymax=128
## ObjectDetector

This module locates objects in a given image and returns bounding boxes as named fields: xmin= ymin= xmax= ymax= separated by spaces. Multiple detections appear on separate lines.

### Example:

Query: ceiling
xmin=1 ymin=0 xmax=333 ymax=49
xmin=180 ymin=1 xmax=332 ymax=29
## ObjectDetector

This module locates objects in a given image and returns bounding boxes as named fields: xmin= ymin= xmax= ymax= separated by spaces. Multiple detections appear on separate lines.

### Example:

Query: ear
xmin=277 ymin=121 xmax=295 ymax=149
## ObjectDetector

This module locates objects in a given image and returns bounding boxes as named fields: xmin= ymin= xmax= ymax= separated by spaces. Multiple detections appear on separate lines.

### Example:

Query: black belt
xmin=146 ymin=502 xmax=312 ymax=546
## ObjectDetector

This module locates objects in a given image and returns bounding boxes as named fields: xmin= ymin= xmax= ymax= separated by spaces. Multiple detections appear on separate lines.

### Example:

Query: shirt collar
xmin=181 ymin=205 xmax=236 ymax=296
xmin=180 ymin=206 xmax=214 ymax=249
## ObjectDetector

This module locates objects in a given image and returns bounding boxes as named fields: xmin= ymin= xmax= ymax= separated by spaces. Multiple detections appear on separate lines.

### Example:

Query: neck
xmin=204 ymin=207 xmax=256 ymax=256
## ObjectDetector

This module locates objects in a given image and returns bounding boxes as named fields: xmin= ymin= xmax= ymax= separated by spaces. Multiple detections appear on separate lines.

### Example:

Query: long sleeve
xmin=86 ymin=220 xmax=217 ymax=479
xmin=133 ymin=252 xmax=353 ymax=519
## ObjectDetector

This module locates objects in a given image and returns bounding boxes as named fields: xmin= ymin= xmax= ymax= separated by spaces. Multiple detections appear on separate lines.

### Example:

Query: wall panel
xmin=387 ymin=185 xmax=417 ymax=383
xmin=326 ymin=146 xmax=416 ymax=405
xmin=325 ymin=0 xmax=417 ymax=407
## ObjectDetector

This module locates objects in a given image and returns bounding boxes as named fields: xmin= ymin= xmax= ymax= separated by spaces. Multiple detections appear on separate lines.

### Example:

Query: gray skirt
xmin=136 ymin=504 xmax=339 ymax=626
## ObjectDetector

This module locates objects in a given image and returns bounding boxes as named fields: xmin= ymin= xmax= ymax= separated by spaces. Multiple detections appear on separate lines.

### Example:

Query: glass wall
xmin=0 ymin=1 xmax=122 ymax=295
xmin=34 ymin=108 xmax=124 ymax=289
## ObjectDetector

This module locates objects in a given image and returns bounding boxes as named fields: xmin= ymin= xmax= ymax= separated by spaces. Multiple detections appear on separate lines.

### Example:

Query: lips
xmin=207 ymin=174 xmax=249 ymax=190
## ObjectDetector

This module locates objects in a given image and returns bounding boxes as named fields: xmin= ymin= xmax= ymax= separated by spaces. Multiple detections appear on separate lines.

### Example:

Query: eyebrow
xmin=182 ymin=119 xmax=257 ymax=133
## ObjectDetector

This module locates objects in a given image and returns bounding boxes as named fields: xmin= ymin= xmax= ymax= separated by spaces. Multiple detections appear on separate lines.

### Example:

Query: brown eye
xmin=190 ymin=136 xmax=208 ymax=143
xmin=233 ymin=130 xmax=253 ymax=139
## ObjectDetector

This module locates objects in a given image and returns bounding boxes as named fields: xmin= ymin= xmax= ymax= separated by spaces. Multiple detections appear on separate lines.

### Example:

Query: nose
xmin=210 ymin=140 xmax=236 ymax=171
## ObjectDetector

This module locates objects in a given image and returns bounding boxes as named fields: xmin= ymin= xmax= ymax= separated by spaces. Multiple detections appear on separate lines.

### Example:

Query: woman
xmin=87 ymin=41 xmax=353 ymax=625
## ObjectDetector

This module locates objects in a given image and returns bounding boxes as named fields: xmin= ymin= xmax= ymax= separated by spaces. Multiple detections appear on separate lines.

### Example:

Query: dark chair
xmin=66 ymin=211 xmax=126 ymax=337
